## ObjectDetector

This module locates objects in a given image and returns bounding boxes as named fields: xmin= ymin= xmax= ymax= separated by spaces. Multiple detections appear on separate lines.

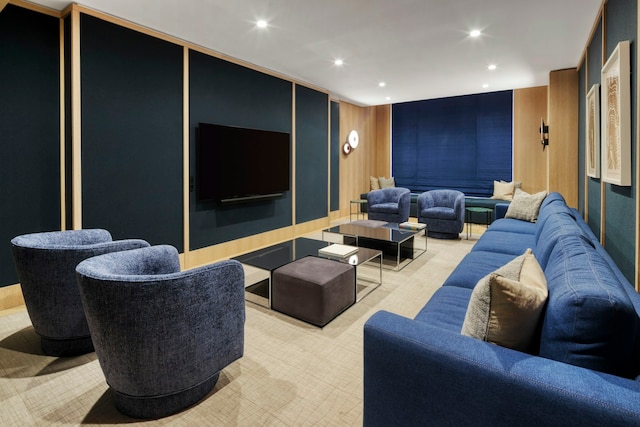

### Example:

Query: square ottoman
xmin=272 ymin=256 xmax=355 ymax=327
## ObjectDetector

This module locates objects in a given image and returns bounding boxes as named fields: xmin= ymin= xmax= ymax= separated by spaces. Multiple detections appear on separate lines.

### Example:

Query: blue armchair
xmin=75 ymin=245 xmax=245 ymax=419
xmin=366 ymin=188 xmax=411 ymax=223
xmin=10 ymin=229 xmax=149 ymax=356
xmin=417 ymin=190 xmax=465 ymax=239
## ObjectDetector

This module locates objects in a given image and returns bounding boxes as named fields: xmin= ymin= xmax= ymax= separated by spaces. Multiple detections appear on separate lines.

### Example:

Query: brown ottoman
xmin=272 ymin=256 xmax=355 ymax=327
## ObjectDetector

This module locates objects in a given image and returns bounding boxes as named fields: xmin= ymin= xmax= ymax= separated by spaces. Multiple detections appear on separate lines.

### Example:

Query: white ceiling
xmin=26 ymin=0 xmax=602 ymax=106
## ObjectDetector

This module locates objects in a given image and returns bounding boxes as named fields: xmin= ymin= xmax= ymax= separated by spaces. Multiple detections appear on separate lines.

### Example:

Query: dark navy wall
xmin=295 ymin=85 xmax=329 ymax=223
xmin=80 ymin=15 xmax=184 ymax=250
xmin=602 ymin=0 xmax=637 ymax=283
xmin=586 ymin=19 xmax=603 ymax=239
xmin=580 ymin=0 xmax=637 ymax=283
xmin=330 ymin=101 xmax=340 ymax=211
xmin=0 ymin=5 xmax=60 ymax=287
xmin=189 ymin=50 xmax=293 ymax=250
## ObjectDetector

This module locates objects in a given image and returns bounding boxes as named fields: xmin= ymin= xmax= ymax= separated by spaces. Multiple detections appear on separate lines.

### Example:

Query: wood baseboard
xmin=0 ymin=283 xmax=25 ymax=312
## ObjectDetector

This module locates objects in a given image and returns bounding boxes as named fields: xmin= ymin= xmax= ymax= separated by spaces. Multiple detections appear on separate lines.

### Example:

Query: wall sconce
xmin=540 ymin=118 xmax=549 ymax=150
xmin=343 ymin=130 xmax=359 ymax=155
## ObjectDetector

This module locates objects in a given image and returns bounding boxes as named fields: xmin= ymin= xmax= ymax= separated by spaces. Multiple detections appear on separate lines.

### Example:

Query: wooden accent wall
xmin=548 ymin=68 xmax=579 ymax=207
xmin=337 ymin=102 xmax=391 ymax=217
xmin=513 ymin=86 xmax=548 ymax=193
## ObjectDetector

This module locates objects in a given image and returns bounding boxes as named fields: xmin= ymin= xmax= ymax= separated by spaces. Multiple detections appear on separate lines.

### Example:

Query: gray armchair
xmin=366 ymin=187 xmax=411 ymax=223
xmin=75 ymin=245 xmax=245 ymax=419
xmin=10 ymin=229 xmax=149 ymax=356
xmin=417 ymin=189 xmax=465 ymax=239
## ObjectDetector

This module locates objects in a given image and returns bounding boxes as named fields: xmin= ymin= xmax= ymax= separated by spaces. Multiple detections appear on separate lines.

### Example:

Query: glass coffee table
xmin=322 ymin=222 xmax=426 ymax=271
xmin=232 ymin=237 xmax=382 ymax=308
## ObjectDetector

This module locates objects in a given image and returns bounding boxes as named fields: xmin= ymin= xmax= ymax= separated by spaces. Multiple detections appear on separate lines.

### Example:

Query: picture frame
xmin=586 ymin=84 xmax=600 ymax=178
xmin=600 ymin=40 xmax=631 ymax=186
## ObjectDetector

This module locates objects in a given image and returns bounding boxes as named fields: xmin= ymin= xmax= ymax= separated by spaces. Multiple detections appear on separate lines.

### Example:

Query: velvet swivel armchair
xmin=366 ymin=187 xmax=411 ymax=224
xmin=10 ymin=229 xmax=149 ymax=356
xmin=417 ymin=189 xmax=465 ymax=239
xmin=75 ymin=244 xmax=246 ymax=419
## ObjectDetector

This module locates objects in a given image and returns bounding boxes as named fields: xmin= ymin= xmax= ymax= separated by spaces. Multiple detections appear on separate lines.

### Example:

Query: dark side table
xmin=465 ymin=206 xmax=492 ymax=239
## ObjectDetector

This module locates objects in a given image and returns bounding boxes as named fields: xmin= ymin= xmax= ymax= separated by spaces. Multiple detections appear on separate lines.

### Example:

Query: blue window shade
xmin=392 ymin=91 xmax=513 ymax=197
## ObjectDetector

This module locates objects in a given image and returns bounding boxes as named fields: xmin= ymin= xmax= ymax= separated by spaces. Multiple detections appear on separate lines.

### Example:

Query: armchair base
xmin=40 ymin=335 xmax=94 ymax=357
xmin=113 ymin=373 xmax=220 ymax=419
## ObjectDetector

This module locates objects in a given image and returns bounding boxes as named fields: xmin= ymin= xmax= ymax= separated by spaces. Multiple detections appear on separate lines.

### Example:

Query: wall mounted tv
xmin=196 ymin=122 xmax=291 ymax=204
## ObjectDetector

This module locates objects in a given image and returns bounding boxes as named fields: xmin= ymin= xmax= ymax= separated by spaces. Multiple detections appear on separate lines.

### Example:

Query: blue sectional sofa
xmin=363 ymin=192 xmax=640 ymax=426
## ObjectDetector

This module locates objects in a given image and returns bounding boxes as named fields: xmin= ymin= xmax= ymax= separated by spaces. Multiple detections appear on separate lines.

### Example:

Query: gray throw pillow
xmin=505 ymin=190 xmax=547 ymax=222
xmin=461 ymin=249 xmax=548 ymax=351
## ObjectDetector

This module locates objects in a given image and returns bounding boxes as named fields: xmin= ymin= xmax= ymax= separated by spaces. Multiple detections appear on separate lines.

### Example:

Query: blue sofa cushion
xmin=540 ymin=234 xmax=640 ymax=378
xmin=414 ymin=286 xmax=471 ymax=332
xmin=442 ymin=251 xmax=517 ymax=289
xmin=471 ymin=230 xmax=535 ymax=255
xmin=488 ymin=218 xmax=536 ymax=234
xmin=533 ymin=211 xmax=586 ymax=270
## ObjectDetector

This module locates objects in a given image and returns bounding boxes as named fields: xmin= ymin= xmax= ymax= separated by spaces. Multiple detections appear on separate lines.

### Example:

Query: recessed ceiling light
xmin=386 ymin=96 xmax=391 ymax=101
xmin=334 ymin=59 xmax=344 ymax=66
xmin=470 ymin=29 xmax=481 ymax=38
xmin=379 ymin=82 xmax=386 ymax=87
xmin=256 ymin=20 xmax=268 ymax=28
xmin=488 ymin=64 xmax=497 ymax=71
xmin=482 ymin=83 xmax=489 ymax=88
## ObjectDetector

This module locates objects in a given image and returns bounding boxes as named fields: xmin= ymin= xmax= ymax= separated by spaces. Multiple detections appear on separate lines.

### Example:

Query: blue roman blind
xmin=392 ymin=90 xmax=513 ymax=197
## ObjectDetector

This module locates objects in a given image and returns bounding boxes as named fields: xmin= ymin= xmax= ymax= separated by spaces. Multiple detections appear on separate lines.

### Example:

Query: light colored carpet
xmin=0 ymin=225 xmax=481 ymax=426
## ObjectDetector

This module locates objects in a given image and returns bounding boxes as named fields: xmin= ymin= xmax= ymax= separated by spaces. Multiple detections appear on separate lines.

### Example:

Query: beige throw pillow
xmin=378 ymin=177 xmax=395 ymax=188
xmin=370 ymin=176 xmax=381 ymax=191
xmin=505 ymin=190 xmax=547 ymax=222
xmin=491 ymin=180 xmax=515 ymax=201
xmin=461 ymin=249 xmax=548 ymax=351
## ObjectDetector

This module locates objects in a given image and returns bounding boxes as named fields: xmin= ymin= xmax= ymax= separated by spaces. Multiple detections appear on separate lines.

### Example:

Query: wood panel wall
xmin=548 ymin=68 xmax=579 ymax=207
xmin=513 ymin=86 xmax=548 ymax=193
xmin=337 ymin=102 xmax=391 ymax=217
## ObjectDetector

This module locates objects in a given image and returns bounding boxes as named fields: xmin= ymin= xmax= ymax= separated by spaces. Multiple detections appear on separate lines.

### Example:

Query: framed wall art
xmin=600 ymin=40 xmax=631 ymax=186
xmin=586 ymin=84 xmax=600 ymax=178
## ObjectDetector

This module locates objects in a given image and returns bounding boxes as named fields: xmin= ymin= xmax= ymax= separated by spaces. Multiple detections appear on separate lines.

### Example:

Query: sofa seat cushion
xmin=488 ymin=218 xmax=536 ymax=235
xmin=471 ymin=230 xmax=535 ymax=255
xmin=442 ymin=251 xmax=517 ymax=289
xmin=541 ymin=234 xmax=640 ymax=378
xmin=370 ymin=203 xmax=400 ymax=214
xmin=420 ymin=206 xmax=456 ymax=220
xmin=414 ymin=286 xmax=471 ymax=332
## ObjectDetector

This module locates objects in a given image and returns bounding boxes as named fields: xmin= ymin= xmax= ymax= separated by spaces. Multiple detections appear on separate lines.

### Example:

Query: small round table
xmin=465 ymin=207 xmax=492 ymax=239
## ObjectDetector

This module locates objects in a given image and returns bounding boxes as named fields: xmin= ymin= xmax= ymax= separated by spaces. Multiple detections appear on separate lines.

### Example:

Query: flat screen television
xmin=196 ymin=122 xmax=291 ymax=204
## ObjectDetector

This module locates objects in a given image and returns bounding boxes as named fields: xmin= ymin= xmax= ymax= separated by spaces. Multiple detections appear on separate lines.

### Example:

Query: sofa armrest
xmin=363 ymin=311 xmax=640 ymax=427
xmin=495 ymin=202 xmax=510 ymax=219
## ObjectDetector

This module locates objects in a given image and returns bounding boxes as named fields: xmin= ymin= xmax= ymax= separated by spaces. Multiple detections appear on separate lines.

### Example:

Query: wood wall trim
xmin=600 ymin=9 xmax=606 ymax=245
xmin=71 ymin=4 xmax=81 ymax=229
xmin=577 ymin=0 xmax=608 ymax=67
xmin=59 ymin=18 xmax=66 ymax=229
xmin=8 ymin=0 xmax=59 ymax=17
xmin=72 ymin=5 xmax=329 ymax=96
xmin=0 ymin=284 xmax=25 ymax=312
xmin=182 ymin=47 xmax=190 ymax=267
xmin=636 ymin=0 xmax=639 ymax=291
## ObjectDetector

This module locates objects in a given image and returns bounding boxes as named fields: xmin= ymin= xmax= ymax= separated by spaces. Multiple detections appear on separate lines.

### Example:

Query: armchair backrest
xmin=75 ymin=244 xmax=245 ymax=416
xmin=367 ymin=187 xmax=410 ymax=206
xmin=10 ymin=229 xmax=149 ymax=355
